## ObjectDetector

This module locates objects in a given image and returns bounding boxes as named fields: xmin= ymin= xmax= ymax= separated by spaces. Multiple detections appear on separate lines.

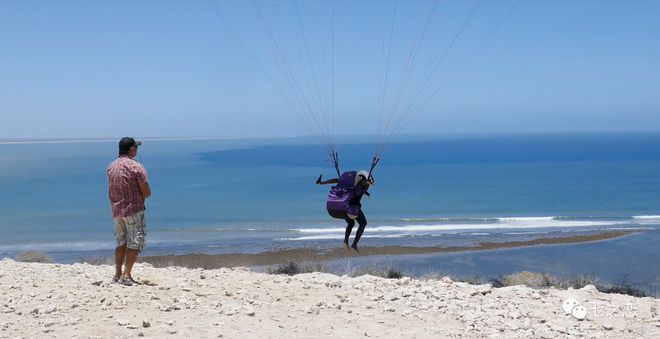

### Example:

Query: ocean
xmin=1 ymin=133 xmax=659 ymax=291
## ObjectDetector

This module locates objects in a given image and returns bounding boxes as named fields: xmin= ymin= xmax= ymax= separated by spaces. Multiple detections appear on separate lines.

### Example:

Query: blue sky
xmin=0 ymin=0 xmax=658 ymax=139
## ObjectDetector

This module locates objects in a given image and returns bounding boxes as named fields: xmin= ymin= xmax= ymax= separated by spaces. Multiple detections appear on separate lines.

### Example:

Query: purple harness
xmin=326 ymin=171 xmax=361 ymax=219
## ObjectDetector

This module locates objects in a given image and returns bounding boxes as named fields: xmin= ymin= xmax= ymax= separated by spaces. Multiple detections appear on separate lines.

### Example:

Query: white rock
xmin=116 ymin=319 xmax=130 ymax=326
xmin=471 ymin=286 xmax=492 ymax=296
xmin=534 ymin=327 xmax=554 ymax=339
xmin=603 ymin=323 xmax=614 ymax=331
xmin=580 ymin=285 xmax=599 ymax=293
xmin=397 ymin=277 xmax=412 ymax=285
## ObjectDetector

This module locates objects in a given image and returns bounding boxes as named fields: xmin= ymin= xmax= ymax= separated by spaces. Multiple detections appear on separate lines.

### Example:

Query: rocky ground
xmin=0 ymin=258 xmax=658 ymax=338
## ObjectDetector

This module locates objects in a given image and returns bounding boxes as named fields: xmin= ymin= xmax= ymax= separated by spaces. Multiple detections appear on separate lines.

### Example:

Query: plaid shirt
xmin=107 ymin=155 xmax=148 ymax=218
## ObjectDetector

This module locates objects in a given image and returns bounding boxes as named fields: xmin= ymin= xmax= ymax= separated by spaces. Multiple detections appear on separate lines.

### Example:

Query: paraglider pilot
xmin=317 ymin=170 xmax=374 ymax=251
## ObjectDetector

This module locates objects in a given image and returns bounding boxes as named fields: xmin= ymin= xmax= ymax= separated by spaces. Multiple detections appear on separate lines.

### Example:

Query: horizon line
xmin=2 ymin=130 xmax=660 ymax=145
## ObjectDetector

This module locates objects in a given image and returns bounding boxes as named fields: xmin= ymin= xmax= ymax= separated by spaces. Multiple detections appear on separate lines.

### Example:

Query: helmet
xmin=355 ymin=170 xmax=370 ymax=186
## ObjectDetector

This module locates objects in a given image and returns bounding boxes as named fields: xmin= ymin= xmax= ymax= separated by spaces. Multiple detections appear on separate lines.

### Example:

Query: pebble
xmin=244 ymin=307 xmax=256 ymax=316
xmin=142 ymin=320 xmax=151 ymax=328
xmin=397 ymin=277 xmax=412 ymax=285
xmin=471 ymin=286 xmax=492 ymax=296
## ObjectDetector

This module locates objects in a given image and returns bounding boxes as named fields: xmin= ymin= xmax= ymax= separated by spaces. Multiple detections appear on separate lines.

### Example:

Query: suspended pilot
xmin=317 ymin=170 xmax=374 ymax=251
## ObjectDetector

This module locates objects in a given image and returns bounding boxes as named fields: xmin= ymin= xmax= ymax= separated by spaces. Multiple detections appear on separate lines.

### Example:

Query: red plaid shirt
xmin=107 ymin=155 xmax=148 ymax=218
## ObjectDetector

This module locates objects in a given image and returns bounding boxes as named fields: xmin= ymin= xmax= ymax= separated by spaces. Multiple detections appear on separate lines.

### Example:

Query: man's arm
xmin=139 ymin=180 xmax=151 ymax=198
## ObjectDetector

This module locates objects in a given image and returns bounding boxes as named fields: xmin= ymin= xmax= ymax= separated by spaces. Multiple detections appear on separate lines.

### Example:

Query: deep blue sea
xmin=1 ymin=133 xmax=659 ymax=292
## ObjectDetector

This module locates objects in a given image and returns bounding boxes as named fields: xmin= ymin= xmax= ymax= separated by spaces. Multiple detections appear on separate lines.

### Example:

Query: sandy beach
xmin=1 ymin=258 xmax=658 ymax=338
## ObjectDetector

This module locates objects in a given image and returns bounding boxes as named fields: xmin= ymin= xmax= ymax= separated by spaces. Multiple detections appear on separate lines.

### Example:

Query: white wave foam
xmin=297 ymin=227 xmax=352 ymax=234
xmin=279 ymin=234 xmax=407 ymax=241
xmin=295 ymin=219 xmax=627 ymax=235
xmin=402 ymin=216 xmax=583 ymax=223
xmin=504 ymin=231 xmax=550 ymax=235
xmin=496 ymin=217 xmax=555 ymax=222
xmin=402 ymin=217 xmax=498 ymax=222
xmin=632 ymin=215 xmax=660 ymax=220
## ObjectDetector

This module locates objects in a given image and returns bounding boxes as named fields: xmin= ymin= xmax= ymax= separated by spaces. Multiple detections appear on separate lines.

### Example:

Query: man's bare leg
xmin=114 ymin=245 xmax=126 ymax=278
xmin=122 ymin=248 xmax=139 ymax=279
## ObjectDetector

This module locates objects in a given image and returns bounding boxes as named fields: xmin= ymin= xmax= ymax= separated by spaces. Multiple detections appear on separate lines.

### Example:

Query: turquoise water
xmin=1 ymin=133 xmax=660 ymax=290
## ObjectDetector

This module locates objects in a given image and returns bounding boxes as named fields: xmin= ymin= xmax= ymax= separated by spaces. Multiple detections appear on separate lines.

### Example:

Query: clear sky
xmin=0 ymin=0 xmax=659 ymax=140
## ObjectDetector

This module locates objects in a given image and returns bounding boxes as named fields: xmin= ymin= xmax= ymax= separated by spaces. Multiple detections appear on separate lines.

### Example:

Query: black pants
xmin=344 ymin=210 xmax=367 ymax=247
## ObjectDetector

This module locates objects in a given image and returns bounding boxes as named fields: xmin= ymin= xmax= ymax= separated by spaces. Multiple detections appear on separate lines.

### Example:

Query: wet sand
xmin=140 ymin=230 xmax=636 ymax=270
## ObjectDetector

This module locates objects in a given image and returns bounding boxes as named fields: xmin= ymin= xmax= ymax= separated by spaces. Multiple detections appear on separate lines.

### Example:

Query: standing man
xmin=107 ymin=137 xmax=151 ymax=286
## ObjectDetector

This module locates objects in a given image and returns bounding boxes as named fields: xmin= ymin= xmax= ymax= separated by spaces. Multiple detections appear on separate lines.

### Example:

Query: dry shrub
xmin=350 ymin=264 xmax=405 ymax=279
xmin=268 ymin=261 xmax=324 ymax=275
xmin=16 ymin=251 xmax=53 ymax=263
xmin=502 ymin=271 xmax=553 ymax=288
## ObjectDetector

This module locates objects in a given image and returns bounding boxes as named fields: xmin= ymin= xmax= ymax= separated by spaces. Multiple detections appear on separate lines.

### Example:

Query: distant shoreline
xmin=0 ymin=136 xmax=234 ymax=145
xmin=140 ymin=230 xmax=636 ymax=270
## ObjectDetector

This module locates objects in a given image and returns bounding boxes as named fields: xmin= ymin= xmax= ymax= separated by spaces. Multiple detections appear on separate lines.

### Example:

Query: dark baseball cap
xmin=118 ymin=137 xmax=142 ymax=154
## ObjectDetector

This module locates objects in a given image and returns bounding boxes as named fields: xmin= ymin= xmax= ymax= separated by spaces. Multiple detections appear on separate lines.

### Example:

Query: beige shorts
xmin=114 ymin=211 xmax=147 ymax=251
